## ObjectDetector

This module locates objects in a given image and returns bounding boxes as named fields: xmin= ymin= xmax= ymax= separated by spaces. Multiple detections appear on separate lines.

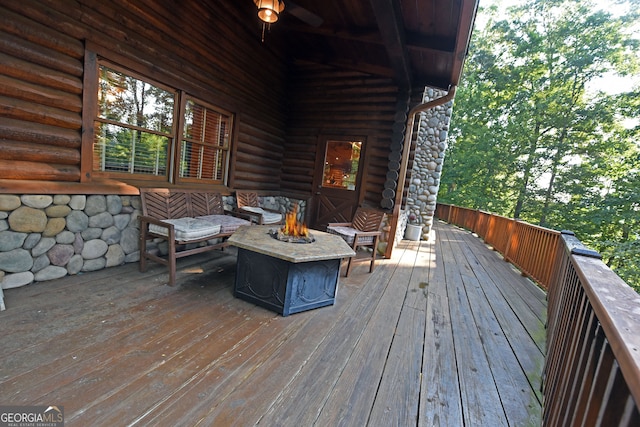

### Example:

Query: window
xmin=95 ymin=65 xmax=175 ymax=178
xmin=179 ymin=98 xmax=232 ymax=183
xmin=89 ymin=60 xmax=233 ymax=186
xmin=322 ymin=140 xmax=362 ymax=190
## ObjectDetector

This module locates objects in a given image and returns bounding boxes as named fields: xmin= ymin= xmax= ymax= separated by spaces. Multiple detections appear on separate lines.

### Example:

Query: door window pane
xmin=322 ymin=140 xmax=362 ymax=190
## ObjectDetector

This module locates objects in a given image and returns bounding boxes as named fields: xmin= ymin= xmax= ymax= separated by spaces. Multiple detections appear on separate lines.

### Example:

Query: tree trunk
xmin=540 ymin=128 xmax=568 ymax=227
xmin=513 ymin=123 xmax=540 ymax=219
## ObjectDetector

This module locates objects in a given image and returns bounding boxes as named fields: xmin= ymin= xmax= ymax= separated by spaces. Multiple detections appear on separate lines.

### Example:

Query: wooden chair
xmin=327 ymin=207 xmax=385 ymax=276
xmin=235 ymin=191 xmax=283 ymax=225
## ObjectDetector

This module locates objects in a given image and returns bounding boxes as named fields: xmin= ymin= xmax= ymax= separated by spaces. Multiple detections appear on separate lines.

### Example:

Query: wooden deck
xmin=0 ymin=221 xmax=546 ymax=426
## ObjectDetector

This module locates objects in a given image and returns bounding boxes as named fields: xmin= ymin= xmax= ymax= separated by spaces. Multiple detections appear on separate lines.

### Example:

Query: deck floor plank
xmin=69 ymin=293 xmax=277 ymax=425
xmin=259 ymin=243 xmax=414 ymax=426
xmin=472 ymin=235 xmax=547 ymax=323
xmin=0 ymin=221 xmax=547 ymax=426
xmin=449 ymin=226 xmax=543 ymax=424
xmin=0 ymin=255 xmax=236 ymax=397
xmin=440 ymin=225 xmax=510 ymax=426
xmin=313 ymin=250 xmax=408 ymax=427
xmin=155 ymin=268 xmax=369 ymax=426
xmin=456 ymin=229 xmax=546 ymax=399
xmin=466 ymin=232 xmax=548 ymax=352
xmin=419 ymin=230 xmax=464 ymax=426
xmin=367 ymin=240 xmax=429 ymax=425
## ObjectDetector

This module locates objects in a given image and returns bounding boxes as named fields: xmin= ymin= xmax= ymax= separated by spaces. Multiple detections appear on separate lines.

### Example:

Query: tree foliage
xmin=441 ymin=0 xmax=640 ymax=291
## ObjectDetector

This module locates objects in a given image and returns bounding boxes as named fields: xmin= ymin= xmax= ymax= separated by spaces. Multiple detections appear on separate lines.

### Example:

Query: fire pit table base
xmin=234 ymin=248 xmax=341 ymax=316
xmin=228 ymin=226 xmax=355 ymax=317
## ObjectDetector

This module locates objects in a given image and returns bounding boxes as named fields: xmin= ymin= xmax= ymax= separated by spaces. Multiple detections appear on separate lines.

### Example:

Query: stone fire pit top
xmin=228 ymin=225 xmax=355 ymax=263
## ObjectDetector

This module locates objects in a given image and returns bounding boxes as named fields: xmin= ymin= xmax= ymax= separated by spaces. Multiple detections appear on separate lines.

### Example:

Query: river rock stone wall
xmin=256 ymin=196 xmax=306 ymax=223
xmin=0 ymin=193 xmax=306 ymax=306
xmin=404 ymin=87 xmax=454 ymax=240
xmin=0 ymin=194 xmax=143 ymax=294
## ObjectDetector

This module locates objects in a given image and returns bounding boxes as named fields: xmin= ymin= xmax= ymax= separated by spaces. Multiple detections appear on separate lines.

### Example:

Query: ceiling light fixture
xmin=254 ymin=0 xmax=285 ymax=42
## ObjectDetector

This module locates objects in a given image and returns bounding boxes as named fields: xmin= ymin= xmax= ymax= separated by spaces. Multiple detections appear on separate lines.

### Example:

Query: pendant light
xmin=254 ymin=0 xmax=285 ymax=42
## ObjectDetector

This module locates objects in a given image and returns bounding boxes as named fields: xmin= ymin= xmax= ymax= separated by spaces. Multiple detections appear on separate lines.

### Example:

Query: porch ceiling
xmin=274 ymin=0 xmax=478 ymax=90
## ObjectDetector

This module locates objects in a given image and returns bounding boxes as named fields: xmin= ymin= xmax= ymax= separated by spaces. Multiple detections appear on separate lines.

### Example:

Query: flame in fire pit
xmin=281 ymin=204 xmax=309 ymax=238
xmin=269 ymin=204 xmax=314 ymax=243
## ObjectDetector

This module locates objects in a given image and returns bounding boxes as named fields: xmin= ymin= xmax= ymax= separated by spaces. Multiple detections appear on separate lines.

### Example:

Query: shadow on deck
xmin=0 ymin=221 xmax=546 ymax=426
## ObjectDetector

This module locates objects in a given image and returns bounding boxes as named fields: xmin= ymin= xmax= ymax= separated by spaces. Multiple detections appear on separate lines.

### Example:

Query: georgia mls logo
xmin=0 ymin=405 xmax=64 ymax=427
xmin=44 ymin=406 xmax=64 ymax=420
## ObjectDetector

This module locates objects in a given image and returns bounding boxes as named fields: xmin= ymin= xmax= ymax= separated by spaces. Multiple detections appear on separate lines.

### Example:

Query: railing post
xmin=560 ymin=230 xmax=602 ymax=259
xmin=487 ymin=213 xmax=495 ymax=247
xmin=470 ymin=208 xmax=475 ymax=231
xmin=503 ymin=218 xmax=517 ymax=263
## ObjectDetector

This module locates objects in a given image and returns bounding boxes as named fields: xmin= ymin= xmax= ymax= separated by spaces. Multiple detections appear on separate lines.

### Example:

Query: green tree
xmin=441 ymin=0 xmax=640 ymax=290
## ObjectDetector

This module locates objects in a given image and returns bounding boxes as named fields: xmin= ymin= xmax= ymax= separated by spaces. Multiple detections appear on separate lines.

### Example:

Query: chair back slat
xmin=140 ymin=188 xmax=188 ymax=220
xmin=139 ymin=188 xmax=224 ymax=220
xmin=351 ymin=208 xmax=385 ymax=232
xmin=236 ymin=191 xmax=260 ymax=209
xmin=191 ymin=192 xmax=224 ymax=216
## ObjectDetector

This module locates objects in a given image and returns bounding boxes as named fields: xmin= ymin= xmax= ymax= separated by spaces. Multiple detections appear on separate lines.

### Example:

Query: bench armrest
xmin=140 ymin=215 xmax=174 ymax=230
xmin=327 ymin=222 xmax=352 ymax=227
xmin=226 ymin=209 xmax=253 ymax=222
xmin=353 ymin=230 xmax=382 ymax=237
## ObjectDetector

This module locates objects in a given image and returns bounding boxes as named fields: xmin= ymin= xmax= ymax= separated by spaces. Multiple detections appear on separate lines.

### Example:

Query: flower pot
xmin=405 ymin=224 xmax=422 ymax=241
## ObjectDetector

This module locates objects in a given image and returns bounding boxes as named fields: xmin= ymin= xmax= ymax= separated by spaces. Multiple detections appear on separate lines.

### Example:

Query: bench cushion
xmin=240 ymin=206 xmax=283 ymax=224
xmin=326 ymin=225 xmax=375 ymax=245
xmin=196 ymin=214 xmax=251 ymax=234
xmin=149 ymin=217 xmax=221 ymax=242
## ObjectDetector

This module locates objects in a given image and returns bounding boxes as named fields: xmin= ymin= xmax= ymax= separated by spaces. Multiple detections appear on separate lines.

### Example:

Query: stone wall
xmin=0 ymin=193 xmax=306 ymax=307
xmin=404 ymin=87 xmax=454 ymax=240
xmin=257 ymin=196 xmax=306 ymax=223
xmin=0 ymin=194 xmax=143 ymax=294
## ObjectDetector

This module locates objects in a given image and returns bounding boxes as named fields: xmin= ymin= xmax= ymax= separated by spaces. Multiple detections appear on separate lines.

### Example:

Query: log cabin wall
xmin=0 ymin=1 xmax=406 ymax=293
xmin=0 ymin=0 xmax=288 ymax=193
xmin=281 ymin=61 xmax=399 ymax=208
xmin=0 ymin=0 xmax=298 ymax=293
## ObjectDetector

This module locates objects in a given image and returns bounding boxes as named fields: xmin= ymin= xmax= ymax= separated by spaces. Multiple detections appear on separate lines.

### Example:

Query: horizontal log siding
xmin=0 ymin=4 xmax=84 ymax=182
xmin=0 ymin=0 xmax=287 ymax=190
xmin=282 ymin=62 xmax=398 ymax=206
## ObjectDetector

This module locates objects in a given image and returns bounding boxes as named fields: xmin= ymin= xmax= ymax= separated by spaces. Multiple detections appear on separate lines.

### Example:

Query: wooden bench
xmin=139 ymin=188 xmax=252 ymax=286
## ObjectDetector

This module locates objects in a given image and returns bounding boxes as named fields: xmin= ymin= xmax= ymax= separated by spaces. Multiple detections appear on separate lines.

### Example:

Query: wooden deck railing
xmin=435 ymin=203 xmax=640 ymax=426
xmin=435 ymin=203 xmax=559 ymax=289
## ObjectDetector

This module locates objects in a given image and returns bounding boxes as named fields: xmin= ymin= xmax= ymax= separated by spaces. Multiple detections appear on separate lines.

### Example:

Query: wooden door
xmin=309 ymin=136 xmax=366 ymax=229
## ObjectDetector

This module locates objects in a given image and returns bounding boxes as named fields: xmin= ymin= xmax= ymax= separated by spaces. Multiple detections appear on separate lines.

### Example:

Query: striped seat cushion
xmin=326 ymin=226 xmax=375 ymax=245
xmin=241 ymin=206 xmax=283 ymax=224
xmin=149 ymin=217 xmax=221 ymax=242
xmin=196 ymin=214 xmax=251 ymax=234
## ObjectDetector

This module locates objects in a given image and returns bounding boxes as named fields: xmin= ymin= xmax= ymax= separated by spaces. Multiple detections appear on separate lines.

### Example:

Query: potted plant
xmin=405 ymin=213 xmax=422 ymax=241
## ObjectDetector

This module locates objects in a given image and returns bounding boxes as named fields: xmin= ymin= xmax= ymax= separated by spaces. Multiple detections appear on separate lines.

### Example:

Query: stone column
xmin=404 ymin=87 xmax=453 ymax=239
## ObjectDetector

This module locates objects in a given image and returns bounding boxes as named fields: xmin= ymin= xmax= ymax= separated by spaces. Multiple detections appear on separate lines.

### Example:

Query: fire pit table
xmin=227 ymin=225 xmax=356 ymax=316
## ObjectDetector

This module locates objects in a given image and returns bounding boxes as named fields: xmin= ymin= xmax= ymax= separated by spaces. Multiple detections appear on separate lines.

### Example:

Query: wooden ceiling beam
xmin=368 ymin=0 xmax=412 ymax=89
xmin=285 ymin=24 xmax=456 ymax=58
xmin=405 ymin=32 xmax=456 ymax=56
xmin=293 ymin=52 xmax=396 ymax=79
xmin=283 ymin=23 xmax=381 ymax=44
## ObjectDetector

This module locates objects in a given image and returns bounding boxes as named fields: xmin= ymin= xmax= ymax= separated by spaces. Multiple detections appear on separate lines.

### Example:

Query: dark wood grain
xmin=0 ymin=221 xmax=546 ymax=426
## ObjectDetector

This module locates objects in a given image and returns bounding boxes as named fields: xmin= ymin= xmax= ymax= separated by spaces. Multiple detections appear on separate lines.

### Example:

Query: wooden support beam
xmin=369 ymin=0 xmax=412 ymax=89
